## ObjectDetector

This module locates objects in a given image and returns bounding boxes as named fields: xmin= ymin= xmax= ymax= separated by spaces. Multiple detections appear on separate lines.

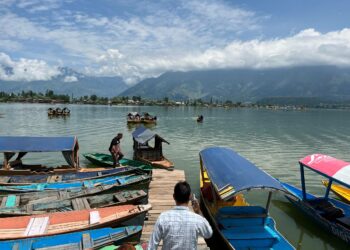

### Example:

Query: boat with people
xmin=0 ymin=226 xmax=142 ymax=250
xmin=127 ymin=112 xmax=157 ymax=125
xmin=83 ymin=153 xmax=153 ymax=171
xmin=0 ymin=189 xmax=147 ymax=216
xmin=0 ymin=172 xmax=151 ymax=193
xmin=281 ymin=154 xmax=350 ymax=244
xmin=132 ymin=126 xmax=174 ymax=170
xmin=0 ymin=204 xmax=151 ymax=240
xmin=197 ymin=115 xmax=204 ymax=123
xmin=47 ymin=107 xmax=70 ymax=116
xmin=0 ymin=165 xmax=147 ymax=185
xmin=0 ymin=136 xmax=80 ymax=175
xmin=199 ymin=147 xmax=294 ymax=250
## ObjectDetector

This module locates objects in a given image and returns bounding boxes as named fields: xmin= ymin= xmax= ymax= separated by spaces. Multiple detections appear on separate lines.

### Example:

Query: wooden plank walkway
xmin=142 ymin=169 xmax=209 ymax=249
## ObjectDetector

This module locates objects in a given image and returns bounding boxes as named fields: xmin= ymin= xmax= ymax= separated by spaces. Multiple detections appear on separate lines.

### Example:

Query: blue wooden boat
xmin=0 ymin=166 xmax=147 ymax=185
xmin=281 ymin=153 xmax=350 ymax=244
xmin=199 ymin=147 xmax=294 ymax=250
xmin=0 ymin=226 xmax=142 ymax=250
xmin=0 ymin=173 xmax=152 ymax=193
xmin=0 ymin=136 xmax=80 ymax=175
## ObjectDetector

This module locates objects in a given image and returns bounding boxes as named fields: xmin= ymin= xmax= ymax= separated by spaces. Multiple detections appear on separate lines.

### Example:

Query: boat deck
xmin=142 ymin=169 xmax=209 ymax=249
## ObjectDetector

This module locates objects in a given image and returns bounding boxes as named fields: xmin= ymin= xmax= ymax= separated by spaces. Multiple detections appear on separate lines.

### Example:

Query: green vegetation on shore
xmin=1 ymin=90 xmax=350 ymax=109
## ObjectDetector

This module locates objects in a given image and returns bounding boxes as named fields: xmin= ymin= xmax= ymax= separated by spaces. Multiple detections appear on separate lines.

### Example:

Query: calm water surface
xmin=1 ymin=103 xmax=350 ymax=249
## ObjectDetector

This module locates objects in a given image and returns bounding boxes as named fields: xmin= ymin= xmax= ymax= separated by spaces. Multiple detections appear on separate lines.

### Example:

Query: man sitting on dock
xmin=148 ymin=181 xmax=213 ymax=250
xmin=109 ymin=133 xmax=124 ymax=167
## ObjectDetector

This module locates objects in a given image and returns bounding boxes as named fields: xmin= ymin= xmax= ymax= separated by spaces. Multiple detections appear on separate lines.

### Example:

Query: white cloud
xmin=93 ymin=28 xmax=350 ymax=84
xmin=0 ymin=52 xmax=60 ymax=81
xmin=15 ymin=0 xmax=71 ymax=13
xmin=63 ymin=75 xmax=78 ymax=82
xmin=0 ymin=0 xmax=349 ymax=85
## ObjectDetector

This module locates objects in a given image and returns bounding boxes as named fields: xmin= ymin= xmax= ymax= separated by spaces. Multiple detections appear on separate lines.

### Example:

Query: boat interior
xmin=306 ymin=197 xmax=350 ymax=229
xmin=201 ymin=169 xmax=291 ymax=249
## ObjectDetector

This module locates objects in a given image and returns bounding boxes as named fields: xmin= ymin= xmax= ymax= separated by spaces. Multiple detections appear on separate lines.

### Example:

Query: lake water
xmin=1 ymin=103 xmax=349 ymax=249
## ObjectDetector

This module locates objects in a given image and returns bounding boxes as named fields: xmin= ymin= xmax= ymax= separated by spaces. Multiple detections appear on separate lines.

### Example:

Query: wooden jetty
xmin=142 ymin=169 xmax=209 ymax=249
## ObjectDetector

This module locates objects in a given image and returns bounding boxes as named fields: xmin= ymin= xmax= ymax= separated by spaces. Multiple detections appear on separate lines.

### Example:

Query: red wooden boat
xmin=0 ymin=204 xmax=151 ymax=240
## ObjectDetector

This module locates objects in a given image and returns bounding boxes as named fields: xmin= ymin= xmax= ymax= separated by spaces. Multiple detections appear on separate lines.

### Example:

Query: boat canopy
xmin=300 ymin=154 xmax=350 ymax=188
xmin=0 ymin=136 xmax=79 ymax=169
xmin=200 ymin=147 xmax=287 ymax=200
xmin=132 ymin=126 xmax=168 ymax=144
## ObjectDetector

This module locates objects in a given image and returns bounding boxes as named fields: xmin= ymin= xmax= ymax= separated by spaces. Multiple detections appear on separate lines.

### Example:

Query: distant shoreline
xmin=3 ymin=100 xmax=350 ymax=111
xmin=1 ymin=90 xmax=350 ymax=110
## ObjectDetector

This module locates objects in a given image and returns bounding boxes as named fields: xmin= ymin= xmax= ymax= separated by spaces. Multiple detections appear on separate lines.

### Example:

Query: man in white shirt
xmin=148 ymin=181 xmax=213 ymax=250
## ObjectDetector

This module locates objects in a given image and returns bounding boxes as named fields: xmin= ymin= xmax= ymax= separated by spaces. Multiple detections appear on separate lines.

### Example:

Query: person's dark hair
xmin=174 ymin=181 xmax=191 ymax=203
xmin=117 ymin=133 xmax=123 ymax=138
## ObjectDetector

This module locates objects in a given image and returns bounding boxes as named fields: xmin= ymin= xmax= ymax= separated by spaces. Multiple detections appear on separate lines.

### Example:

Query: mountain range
xmin=0 ymin=67 xmax=128 ymax=97
xmin=2 ymin=65 xmax=350 ymax=102
xmin=120 ymin=66 xmax=350 ymax=102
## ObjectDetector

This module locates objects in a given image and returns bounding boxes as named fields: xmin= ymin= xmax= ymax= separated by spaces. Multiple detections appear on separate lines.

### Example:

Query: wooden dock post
xmin=141 ymin=169 xmax=209 ymax=249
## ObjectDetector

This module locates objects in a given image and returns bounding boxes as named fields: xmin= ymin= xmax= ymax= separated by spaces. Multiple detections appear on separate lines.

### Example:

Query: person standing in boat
xmin=148 ymin=181 xmax=213 ymax=250
xmin=109 ymin=133 xmax=124 ymax=167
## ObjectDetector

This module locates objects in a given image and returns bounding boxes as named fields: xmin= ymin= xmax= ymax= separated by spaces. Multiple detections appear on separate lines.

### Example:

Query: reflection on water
xmin=1 ymin=103 xmax=350 ymax=249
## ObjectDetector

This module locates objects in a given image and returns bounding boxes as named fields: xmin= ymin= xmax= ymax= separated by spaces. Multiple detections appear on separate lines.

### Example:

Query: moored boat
xmin=0 ymin=166 xmax=146 ymax=185
xmin=322 ymin=180 xmax=350 ymax=203
xmin=0 ymin=172 xmax=152 ymax=193
xmin=84 ymin=153 xmax=153 ymax=171
xmin=132 ymin=126 xmax=174 ymax=170
xmin=281 ymin=153 xmax=350 ymax=244
xmin=0 ymin=226 xmax=142 ymax=250
xmin=0 ymin=136 xmax=80 ymax=175
xmin=197 ymin=115 xmax=203 ymax=123
xmin=199 ymin=147 xmax=294 ymax=250
xmin=0 ymin=204 xmax=151 ymax=240
xmin=0 ymin=189 xmax=147 ymax=216
xmin=127 ymin=112 xmax=157 ymax=125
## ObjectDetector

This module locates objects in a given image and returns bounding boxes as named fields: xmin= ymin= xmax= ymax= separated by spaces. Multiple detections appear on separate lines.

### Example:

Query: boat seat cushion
xmin=217 ymin=217 xmax=265 ymax=228
xmin=218 ymin=206 xmax=266 ymax=216
xmin=222 ymin=226 xmax=280 ymax=248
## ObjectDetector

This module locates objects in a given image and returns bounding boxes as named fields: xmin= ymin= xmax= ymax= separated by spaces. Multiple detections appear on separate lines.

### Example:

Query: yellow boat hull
xmin=322 ymin=180 xmax=350 ymax=203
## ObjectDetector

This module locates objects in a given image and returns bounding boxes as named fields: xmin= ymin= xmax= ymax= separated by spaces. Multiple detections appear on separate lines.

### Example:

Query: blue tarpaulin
xmin=200 ymin=147 xmax=287 ymax=200
xmin=0 ymin=136 xmax=78 ymax=152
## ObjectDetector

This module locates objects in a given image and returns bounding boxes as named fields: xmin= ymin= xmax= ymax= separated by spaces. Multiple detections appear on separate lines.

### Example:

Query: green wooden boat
xmin=84 ymin=153 xmax=153 ymax=171
xmin=0 ymin=189 xmax=147 ymax=216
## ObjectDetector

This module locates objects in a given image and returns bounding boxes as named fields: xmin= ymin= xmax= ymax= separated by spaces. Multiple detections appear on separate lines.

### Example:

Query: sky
xmin=0 ymin=0 xmax=350 ymax=84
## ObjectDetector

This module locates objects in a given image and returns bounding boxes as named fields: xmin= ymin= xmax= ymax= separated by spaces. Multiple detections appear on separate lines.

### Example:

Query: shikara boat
xmin=127 ymin=112 xmax=157 ymax=125
xmin=0 ymin=189 xmax=147 ymax=216
xmin=0 ymin=136 xmax=80 ymax=175
xmin=132 ymin=126 xmax=174 ymax=170
xmin=281 ymin=154 xmax=350 ymax=244
xmin=322 ymin=180 xmax=350 ymax=203
xmin=0 ymin=226 xmax=142 ymax=250
xmin=199 ymin=147 xmax=294 ymax=250
xmin=0 ymin=165 xmax=146 ymax=185
xmin=0 ymin=172 xmax=152 ymax=193
xmin=0 ymin=204 xmax=151 ymax=240
xmin=0 ymin=177 xmax=150 ymax=209
xmin=84 ymin=153 xmax=153 ymax=170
